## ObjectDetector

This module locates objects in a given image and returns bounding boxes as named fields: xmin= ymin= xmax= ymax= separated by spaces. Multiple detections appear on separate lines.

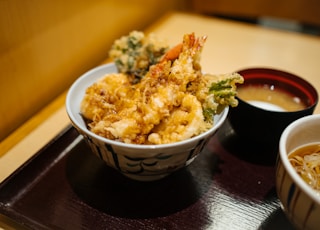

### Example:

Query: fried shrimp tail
xmin=161 ymin=43 xmax=183 ymax=62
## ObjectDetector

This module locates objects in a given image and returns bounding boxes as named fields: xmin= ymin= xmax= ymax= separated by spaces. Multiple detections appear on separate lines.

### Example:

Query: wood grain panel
xmin=0 ymin=0 xmax=179 ymax=141
xmin=191 ymin=0 xmax=320 ymax=26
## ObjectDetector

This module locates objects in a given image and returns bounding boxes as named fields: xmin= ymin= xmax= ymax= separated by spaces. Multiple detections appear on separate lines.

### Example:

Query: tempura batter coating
xmin=81 ymin=33 xmax=243 ymax=144
xmin=109 ymin=31 xmax=169 ymax=83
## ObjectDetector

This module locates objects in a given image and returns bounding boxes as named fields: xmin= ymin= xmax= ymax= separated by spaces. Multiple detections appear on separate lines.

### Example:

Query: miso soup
xmin=237 ymin=85 xmax=306 ymax=112
xmin=289 ymin=143 xmax=320 ymax=193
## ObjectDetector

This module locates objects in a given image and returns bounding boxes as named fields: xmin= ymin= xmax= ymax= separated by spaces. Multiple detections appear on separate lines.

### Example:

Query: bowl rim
xmin=279 ymin=114 xmax=320 ymax=204
xmin=235 ymin=67 xmax=319 ymax=113
xmin=66 ymin=63 xmax=229 ymax=150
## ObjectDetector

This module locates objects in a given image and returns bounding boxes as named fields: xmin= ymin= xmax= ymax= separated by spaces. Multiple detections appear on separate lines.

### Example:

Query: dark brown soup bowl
xmin=228 ymin=68 xmax=318 ymax=160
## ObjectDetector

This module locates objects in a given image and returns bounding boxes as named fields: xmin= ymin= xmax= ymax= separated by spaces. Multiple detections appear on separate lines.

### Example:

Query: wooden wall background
xmin=0 ymin=0 xmax=184 ymax=141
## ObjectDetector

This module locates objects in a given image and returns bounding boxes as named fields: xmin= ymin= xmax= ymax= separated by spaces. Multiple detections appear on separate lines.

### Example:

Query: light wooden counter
xmin=1 ymin=12 xmax=320 ymax=184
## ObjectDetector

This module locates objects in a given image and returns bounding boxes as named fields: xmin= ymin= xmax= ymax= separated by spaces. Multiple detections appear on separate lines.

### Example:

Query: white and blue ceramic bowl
xmin=66 ymin=63 xmax=229 ymax=181
xmin=276 ymin=114 xmax=320 ymax=229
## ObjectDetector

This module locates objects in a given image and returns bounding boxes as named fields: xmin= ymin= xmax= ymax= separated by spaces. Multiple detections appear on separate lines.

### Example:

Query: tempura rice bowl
xmin=66 ymin=63 xmax=229 ymax=181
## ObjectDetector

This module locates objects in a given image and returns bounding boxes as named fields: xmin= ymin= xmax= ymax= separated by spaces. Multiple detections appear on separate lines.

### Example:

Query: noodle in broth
xmin=289 ymin=143 xmax=320 ymax=194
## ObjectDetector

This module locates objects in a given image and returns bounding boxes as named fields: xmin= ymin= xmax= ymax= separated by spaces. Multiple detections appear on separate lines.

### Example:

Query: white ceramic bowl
xmin=276 ymin=114 xmax=320 ymax=229
xmin=66 ymin=63 xmax=229 ymax=181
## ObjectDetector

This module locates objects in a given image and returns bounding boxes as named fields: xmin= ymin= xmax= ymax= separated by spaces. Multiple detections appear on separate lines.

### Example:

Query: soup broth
xmin=237 ymin=85 xmax=306 ymax=112
xmin=288 ymin=143 xmax=320 ymax=193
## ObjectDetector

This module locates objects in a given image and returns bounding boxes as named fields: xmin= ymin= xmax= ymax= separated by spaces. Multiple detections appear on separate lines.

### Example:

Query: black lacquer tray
xmin=0 ymin=118 xmax=295 ymax=229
